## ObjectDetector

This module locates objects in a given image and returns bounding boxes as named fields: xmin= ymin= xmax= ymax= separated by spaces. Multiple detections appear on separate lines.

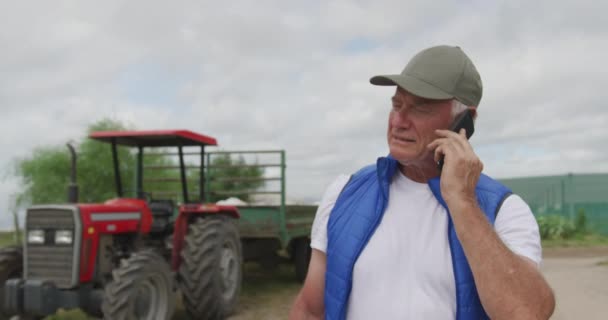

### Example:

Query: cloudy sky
xmin=0 ymin=0 xmax=606 ymax=228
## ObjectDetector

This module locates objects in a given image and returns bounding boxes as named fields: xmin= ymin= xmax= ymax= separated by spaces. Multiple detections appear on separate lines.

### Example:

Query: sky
xmin=1 ymin=0 xmax=607 ymax=229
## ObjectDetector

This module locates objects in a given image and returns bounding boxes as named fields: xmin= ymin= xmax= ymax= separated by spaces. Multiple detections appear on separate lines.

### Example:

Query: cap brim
xmin=370 ymin=74 xmax=453 ymax=100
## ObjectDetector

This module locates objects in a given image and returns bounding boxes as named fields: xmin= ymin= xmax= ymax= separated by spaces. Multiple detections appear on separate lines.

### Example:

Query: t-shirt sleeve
xmin=494 ymin=194 xmax=542 ymax=267
xmin=310 ymin=174 xmax=351 ymax=253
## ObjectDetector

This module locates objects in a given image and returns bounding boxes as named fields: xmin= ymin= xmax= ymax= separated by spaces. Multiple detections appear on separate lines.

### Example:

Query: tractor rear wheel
xmin=179 ymin=216 xmax=242 ymax=320
xmin=294 ymin=238 xmax=312 ymax=283
xmin=0 ymin=245 xmax=22 ymax=320
xmin=101 ymin=250 xmax=174 ymax=320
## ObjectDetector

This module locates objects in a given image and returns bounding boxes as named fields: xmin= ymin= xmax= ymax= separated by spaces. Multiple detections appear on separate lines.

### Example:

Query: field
xmin=0 ymin=231 xmax=19 ymax=247
xmin=2 ymin=232 xmax=608 ymax=319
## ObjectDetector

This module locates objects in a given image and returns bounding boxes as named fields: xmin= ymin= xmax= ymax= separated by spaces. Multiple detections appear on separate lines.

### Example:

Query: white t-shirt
xmin=311 ymin=171 xmax=541 ymax=320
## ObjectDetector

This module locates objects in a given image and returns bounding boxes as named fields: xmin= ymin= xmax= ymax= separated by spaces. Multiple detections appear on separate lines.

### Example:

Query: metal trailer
xmin=203 ymin=150 xmax=316 ymax=281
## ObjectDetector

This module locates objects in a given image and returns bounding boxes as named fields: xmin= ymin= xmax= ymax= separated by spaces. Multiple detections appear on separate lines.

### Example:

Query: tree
xmin=14 ymin=118 xmax=135 ymax=205
xmin=204 ymin=154 xmax=265 ymax=203
xmin=12 ymin=119 xmax=265 ymax=207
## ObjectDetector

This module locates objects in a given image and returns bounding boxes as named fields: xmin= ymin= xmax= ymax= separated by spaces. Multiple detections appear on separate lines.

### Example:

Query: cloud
xmin=0 ymin=0 xmax=607 ymax=228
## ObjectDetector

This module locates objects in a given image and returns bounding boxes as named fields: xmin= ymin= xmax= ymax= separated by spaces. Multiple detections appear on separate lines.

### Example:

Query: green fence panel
xmin=500 ymin=174 xmax=608 ymax=235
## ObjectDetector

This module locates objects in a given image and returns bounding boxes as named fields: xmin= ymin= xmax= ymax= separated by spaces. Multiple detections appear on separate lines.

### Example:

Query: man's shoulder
xmin=477 ymin=173 xmax=512 ymax=194
xmin=352 ymin=163 xmax=377 ymax=177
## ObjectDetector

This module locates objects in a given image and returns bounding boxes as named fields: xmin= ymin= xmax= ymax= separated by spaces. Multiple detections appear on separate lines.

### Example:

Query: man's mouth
xmin=393 ymin=136 xmax=416 ymax=143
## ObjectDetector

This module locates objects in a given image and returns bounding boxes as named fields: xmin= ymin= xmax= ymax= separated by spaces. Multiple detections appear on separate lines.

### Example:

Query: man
xmin=289 ymin=45 xmax=555 ymax=320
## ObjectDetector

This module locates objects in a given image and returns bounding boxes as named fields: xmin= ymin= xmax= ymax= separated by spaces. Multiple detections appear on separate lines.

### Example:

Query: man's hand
xmin=427 ymin=128 xmax=483 ymax=208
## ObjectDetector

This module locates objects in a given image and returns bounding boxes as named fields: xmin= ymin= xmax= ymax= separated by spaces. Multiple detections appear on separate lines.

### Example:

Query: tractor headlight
xmin=55 ymin=230 xmax=73 ymax=245
xmin=27 ymin=230 xmax=45 ymax=244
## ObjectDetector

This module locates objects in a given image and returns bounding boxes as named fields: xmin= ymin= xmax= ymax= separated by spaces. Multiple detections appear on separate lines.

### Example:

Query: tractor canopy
xmin=89 ymin=129 xmax=218 ymax=147
xmin=88 ymin=130 xmax=217 ymax=203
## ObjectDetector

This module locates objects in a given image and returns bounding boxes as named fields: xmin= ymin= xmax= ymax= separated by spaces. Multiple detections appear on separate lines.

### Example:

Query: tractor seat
xmin=148 ymin=199 xmax=175 ymax=217
xmin=148 ymin=200 xmax=174 ymax=233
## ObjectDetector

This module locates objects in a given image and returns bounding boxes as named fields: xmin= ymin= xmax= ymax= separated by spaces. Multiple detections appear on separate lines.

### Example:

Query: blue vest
xmin=325 ymin=156 xmax=512 ymax=320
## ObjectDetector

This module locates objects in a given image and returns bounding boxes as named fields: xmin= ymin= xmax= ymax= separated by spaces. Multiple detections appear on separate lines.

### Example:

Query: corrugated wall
xmin=500 ymin=173 xmax=608 ymax=235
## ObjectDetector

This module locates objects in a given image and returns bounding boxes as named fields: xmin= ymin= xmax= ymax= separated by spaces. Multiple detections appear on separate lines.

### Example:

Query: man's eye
xmin=413 ymin=104 xmax=431 ymax=113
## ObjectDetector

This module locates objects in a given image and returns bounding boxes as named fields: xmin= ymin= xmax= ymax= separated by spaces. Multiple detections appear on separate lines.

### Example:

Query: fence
xmin=500 ymin=173 xmax=608 ymax=235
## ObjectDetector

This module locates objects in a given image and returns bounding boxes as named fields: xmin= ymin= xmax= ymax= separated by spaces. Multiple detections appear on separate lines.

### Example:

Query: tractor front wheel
xmin=0 ymin=245 xmax=22 ymax=320
xmin=101 ymin=250 xmax=175 ymax=320
xmin=179 ymin=216 xmax=242 ymax=320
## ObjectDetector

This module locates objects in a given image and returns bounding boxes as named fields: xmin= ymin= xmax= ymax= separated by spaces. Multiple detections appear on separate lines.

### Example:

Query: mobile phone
xmin=437 ymin=109 xmax=475 ymax=171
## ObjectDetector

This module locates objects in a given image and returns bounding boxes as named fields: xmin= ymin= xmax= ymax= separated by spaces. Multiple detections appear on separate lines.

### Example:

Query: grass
xmin=541 ymin=233 xmax=608 ymax=248
xmin=47 ymin=263 xmax=302 ymax=319
xmin=0 ymin=230 xmax=20 ymax=247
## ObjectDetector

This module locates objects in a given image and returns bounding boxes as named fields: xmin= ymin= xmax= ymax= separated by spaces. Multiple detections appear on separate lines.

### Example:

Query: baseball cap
xmin=370 ymin=45 xmax=483 ymax=106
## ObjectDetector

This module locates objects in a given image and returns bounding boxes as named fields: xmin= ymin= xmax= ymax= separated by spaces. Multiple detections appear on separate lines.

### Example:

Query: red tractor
xmin=1 ymin=130 xmax=243 ymax=319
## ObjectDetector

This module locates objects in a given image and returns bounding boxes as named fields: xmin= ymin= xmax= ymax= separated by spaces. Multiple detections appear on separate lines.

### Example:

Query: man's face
xmin=387 ymin=88 xmax=454 ymax=163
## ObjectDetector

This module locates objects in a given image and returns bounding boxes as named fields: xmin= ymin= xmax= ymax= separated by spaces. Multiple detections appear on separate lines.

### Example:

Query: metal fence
xmin=500 ymin=173 xmax=608 ymax=235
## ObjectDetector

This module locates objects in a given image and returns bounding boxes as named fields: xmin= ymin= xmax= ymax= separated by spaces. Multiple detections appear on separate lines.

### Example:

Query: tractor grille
xmin=25 ymin=206 xmax=80 ymax=289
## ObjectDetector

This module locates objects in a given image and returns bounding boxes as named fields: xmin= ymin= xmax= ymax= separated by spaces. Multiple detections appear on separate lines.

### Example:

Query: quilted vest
xmin=325 ymin=156 xmax=512 ymax=320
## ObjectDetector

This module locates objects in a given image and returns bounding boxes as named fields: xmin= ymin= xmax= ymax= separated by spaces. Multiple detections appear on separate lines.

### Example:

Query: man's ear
xmin=468 ymin=106 xmax=478 ymax=120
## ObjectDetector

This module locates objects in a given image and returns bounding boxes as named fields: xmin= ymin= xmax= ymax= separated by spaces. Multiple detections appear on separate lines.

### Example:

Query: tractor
xmin=1 ymin=130 xmax=244 ymax=319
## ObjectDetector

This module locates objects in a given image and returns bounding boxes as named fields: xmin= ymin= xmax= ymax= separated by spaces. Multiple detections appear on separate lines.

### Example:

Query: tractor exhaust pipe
xmin=66 ymin=143 xmax=79 ymax=203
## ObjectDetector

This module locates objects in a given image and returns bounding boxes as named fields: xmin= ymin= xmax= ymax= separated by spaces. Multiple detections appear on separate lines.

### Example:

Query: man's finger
xmin=459 ymin=128 xmax=467 ymax=138
xmin=434 ymin=142 xmax=462 ymax=164
xmin=435 ymin=129 xmax=472 ymax=152
xmin=427 ymin=138 xmax=449 ymax=150
xmin=434 ymin=145 xmax=444 ymax=163
xmin=429 ymin=135 xmax=466 ymax=154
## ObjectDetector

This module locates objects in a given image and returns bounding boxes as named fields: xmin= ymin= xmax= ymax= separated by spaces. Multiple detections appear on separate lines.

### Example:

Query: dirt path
xmin=171 ymin=247 xmax=608 ymax=319
xmin=172 ymin=264 xmax=301 ymax=320
xmin=542 ymin=247 xmax=608 ymax=320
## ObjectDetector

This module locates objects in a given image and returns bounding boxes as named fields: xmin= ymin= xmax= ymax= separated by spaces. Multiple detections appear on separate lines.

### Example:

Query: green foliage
xmin=77 ymin=119 xmax=135 ymax=202
xmin=13 ymin=119 xmax=182 ymax=205
xmin=14 ymin=119 xmax=134 ymax=205
xmin=541 ymin=233 xmax=608 ymax=248
xmin=537 ymin=214 xmax=577 ymax=240
xmin=537 ymin=210 xmax=592 ymax=241
xmin=574 ymin=208 xmax=588 ymax=234
xmin=0 ymin=231 xmax=17 ymax=247
xmin=206 ymin=154 xmax=265 ymax=203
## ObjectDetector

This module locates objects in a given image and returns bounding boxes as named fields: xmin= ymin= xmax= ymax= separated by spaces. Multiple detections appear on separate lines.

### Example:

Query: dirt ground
xmin=218 ymin=247 xmax=608 ymax=320
xmin=542 ymin=247 xmax=608 ymax=320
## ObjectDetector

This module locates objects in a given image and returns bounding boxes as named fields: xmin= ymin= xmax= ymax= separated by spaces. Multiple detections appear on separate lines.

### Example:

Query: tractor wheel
xmin=294 ymin=238 xmax=312 ymax=283
xmin=0 ymin=246 xmax=22 ymax=320
xmin=179 ymin=216 xmax=242 ymax=320
xmin=101 ymin=250 xmax=175 ymax=320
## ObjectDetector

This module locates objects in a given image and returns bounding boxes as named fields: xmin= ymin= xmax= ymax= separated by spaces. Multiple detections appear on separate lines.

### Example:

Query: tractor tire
xmin=0 ymin=246 xmax=22 ymax=320
xmin=294 ymin=238 xmax=311 ymax=283
xmin=179 ymin=216 xmax=242 ymax=320
xmin=101 ymin=250 xmax=175 ymax=320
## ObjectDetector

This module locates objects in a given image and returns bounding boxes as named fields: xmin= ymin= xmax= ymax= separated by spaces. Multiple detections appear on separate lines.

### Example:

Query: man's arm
xmin=289 ymin=249 xmax=326 ymax=320
xmin=430 ymin=128 xmax=555 ymax=320
xmin=449 ymin=200 xmax=555 ymax=319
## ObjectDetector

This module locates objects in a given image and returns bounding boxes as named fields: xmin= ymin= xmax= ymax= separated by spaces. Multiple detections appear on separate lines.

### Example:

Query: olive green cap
xmin=370 ymin=45 xmax=483 ymax=106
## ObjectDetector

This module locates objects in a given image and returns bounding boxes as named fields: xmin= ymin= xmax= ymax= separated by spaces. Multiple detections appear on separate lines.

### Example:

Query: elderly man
xmin=289 ymin=45 xmax=555 ymax=320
